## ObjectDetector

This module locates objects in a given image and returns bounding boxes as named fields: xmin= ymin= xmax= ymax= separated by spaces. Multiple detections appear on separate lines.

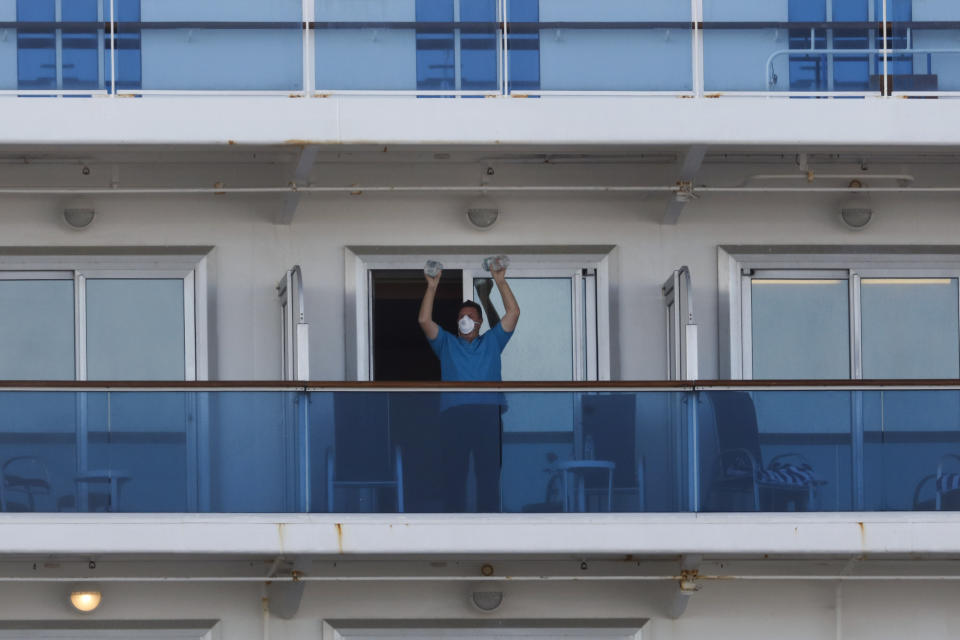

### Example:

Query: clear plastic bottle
xmin=481 ymin=254 xmax=510 ymax=272
xmin=424 ymin=260 xmax=443 ymax=277
xmin=584 ymin=435 xmax=595 ymax=460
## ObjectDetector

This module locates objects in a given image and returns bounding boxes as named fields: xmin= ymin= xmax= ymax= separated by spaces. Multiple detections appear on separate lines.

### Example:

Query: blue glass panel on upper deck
xmin=11 ymin=0 xmax=56 ymax=91
xmin=891 ymin=0 xmax=960 ymax=93
xmin=136 ymin=0 xmax=303 ymax=91
xmin=506 ymin=0 xmax=539 ymax=92
xmin=515 ymin=0 xmax=692 ymax=92
xmin=61 ymin=0 xmax=100 ymax=90
xmin=110 ymin=0 xmax=143 ymax=91
xmin=703 ymin=0 xmax=880 ymax=93
xmin=313 ymin=0 xmax=499 ymax=93
xmin=314 ymin=0 xmax=418 ymax=91
xmin=9 ymin=0 xmax=113 ymax=93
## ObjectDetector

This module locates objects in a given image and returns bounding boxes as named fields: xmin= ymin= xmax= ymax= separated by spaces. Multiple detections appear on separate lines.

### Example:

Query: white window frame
xmin=0 ymin=621 xmax=220 ymax=640
xmin=0 ymin=250 xmax=209 ymax=381
xmin=344 ymin=246 xmax=614 ymax=382
xmin=719 ymin=246 xmax=960 ymax=379
xmin=322 ymin=621 xmax=644 ymax=640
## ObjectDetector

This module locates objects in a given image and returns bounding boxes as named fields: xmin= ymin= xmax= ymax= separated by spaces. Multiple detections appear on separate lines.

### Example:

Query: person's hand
xmin=491 ymin=266 xmax=507 ymax=284
xmin=475 ymin=277 xmax=493 ymax=297
xmin=425 ymin=271 xmax=441 ymax=289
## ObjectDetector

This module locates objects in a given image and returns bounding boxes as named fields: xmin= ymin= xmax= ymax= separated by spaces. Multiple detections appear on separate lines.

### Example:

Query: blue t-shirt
xmin=429 ymin=323 xmax=513 ymax=382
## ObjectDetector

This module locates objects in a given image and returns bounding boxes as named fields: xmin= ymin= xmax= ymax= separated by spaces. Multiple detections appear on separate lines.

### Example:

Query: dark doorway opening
xmin=371 ymin=269 xmax=462 ymax=381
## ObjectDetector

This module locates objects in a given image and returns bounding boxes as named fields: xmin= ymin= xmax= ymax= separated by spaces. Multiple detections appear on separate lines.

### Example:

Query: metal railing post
xmin=687 ymin=389 xmax=700 ymax=512
xmin=299 ymin=388 xmax=311 ymax=512
xmin=851 ymin=390 xmax=865 ymax=510
xmin=109 ymin=0 xmax=116 ymax=95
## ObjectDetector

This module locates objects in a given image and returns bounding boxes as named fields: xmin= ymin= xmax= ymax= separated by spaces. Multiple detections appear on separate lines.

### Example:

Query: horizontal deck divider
xmin=3 ymin=379 xmax=960 ymax=390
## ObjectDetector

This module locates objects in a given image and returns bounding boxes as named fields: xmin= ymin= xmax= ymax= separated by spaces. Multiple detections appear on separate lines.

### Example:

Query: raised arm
xmin=492 ymin=267 xmax=519 ymax=333
xmin=474 ymin=278 xmax=501 ymax=329
xmin=418 ymin=272 xmax=441 ymax=341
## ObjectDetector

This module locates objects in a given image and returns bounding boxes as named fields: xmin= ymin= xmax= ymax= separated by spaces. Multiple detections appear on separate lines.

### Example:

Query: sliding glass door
xmin=467 ymin=268 xmax=597 ymax=382
xmin=743 ymin=269 xmax=960 ymax=380
xmin=0 ymin=269 xmax=197 ymax=381
xmin=0 ymin=274 xmax=76 ymax=380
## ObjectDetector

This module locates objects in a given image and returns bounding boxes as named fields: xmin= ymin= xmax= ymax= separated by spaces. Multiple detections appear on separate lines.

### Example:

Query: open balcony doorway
xmin=371 ymin=269 xmax=463 ymax=381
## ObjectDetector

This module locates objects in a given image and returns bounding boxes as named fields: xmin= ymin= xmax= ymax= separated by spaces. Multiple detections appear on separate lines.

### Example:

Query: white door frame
xmin=344 ymin=246 xmax=613 ymax=382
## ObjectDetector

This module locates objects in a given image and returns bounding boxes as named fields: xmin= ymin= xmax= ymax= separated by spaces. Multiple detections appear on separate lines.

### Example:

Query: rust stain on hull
xmin=335 ymin=522 xmax=344 ymax=553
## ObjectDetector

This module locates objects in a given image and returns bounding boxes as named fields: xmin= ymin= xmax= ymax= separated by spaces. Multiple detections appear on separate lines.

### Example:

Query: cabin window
xmin=722 ymin=248 xmax=960 ymax=380
xmin=0 ymin=252 xmax=207 ymax=381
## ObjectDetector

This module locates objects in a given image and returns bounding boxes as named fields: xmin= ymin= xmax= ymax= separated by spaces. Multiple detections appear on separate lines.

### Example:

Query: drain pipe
xmin=0 ymin=184 xmax=955 ymax=195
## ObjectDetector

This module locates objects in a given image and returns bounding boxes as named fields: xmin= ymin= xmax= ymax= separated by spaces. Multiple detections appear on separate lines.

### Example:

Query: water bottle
xmin=424 ymin=260 xmax=443 ymax=278
xmin=482 ymin=254 xmax=510 ymax=272
xmin=584 ymin=435 xmax=595 ymax=460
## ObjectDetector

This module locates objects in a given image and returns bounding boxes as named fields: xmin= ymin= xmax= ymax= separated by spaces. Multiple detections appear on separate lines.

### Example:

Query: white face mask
xmin=458 ymin=315 xmax=478 ymax=335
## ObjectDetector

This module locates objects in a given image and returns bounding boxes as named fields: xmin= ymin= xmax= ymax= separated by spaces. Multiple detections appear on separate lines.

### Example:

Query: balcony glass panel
xmin=83 ymin=391 xmax=190 ymax=512
xmin=703 ymin=0 xmax=878 ymax=93
xmin=510 ymin=0 xmax=691 ymax=91
xmin=110 ymin=0 xmax=143 ymax=91
xmin=864 ymin=390 xmax=960 ymax=510
xmin=699 ymin=390 xmax=853 ymax=512
xmin=314 ymin=0 xmax=498 ymax=92
xmin=315 ymin=390 xmax=680 ymax=513
xmin=136 ymin=0 xmax=303 ymax=91
xmin=5 ymin=0 xmax=108 ymax=92
xmin=892 ymin=0 xmax=960 ymax=92
xmin=0 ymin=391 xmax=78 ymax=512
xmin=1 ymin=386 xmax=959 ymax=514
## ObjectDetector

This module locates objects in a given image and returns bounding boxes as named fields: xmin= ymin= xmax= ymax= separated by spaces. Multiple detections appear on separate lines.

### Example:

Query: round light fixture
xmin=68 ymin=584 xmax=102 ymax=613
xmin=465 ymin=195 xmax=499 ymax=231
xmin=470 ymin=590 xmax=503 ymax=612
xmin=840 ymin=180 xmax=872 ymax=230
xmin=64 ymin=207 xmax=95 ymax=229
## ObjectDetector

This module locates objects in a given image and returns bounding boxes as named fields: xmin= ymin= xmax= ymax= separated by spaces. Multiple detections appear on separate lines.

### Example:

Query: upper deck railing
xmin=3 ymin=380 xmax=960 ymax=514
xmin=1 ymin=1 xmax=957 ymax=98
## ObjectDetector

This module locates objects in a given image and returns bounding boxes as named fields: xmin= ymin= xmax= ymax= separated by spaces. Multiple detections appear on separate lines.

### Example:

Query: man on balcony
xmin=418 ymin=263 xmax=520 ymax=512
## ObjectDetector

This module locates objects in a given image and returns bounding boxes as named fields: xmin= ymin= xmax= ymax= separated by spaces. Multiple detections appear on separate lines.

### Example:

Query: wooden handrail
xmin=1 ymin=379 xmax=960 ymax=390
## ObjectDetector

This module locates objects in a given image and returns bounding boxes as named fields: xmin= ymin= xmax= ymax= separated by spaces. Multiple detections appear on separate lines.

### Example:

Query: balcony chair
xmin=534 ymin=395 xmax=641 ymax=513
xmin=704 ymin=391 xmax=824 ymax=512
xmin=913 ymin=454 xmax=960 ymax=511
xmin=326 ymin=394 xmax=405 ymax=513
xmin=1 ymin=456 xmax=53 ymax=512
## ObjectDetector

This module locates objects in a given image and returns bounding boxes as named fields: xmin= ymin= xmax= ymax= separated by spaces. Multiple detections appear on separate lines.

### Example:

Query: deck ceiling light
xmin=68 ymin=584 xmax=102 ymax=613
xmin=471 ymin=590 xmax=503 ymax=612
xmin=840 ymin=180 xmax=872 ymax=230
xmin=63 ymin=197 xmax=96 ymax=230
xmin=466 ymin=195 xmax=499 ymax=231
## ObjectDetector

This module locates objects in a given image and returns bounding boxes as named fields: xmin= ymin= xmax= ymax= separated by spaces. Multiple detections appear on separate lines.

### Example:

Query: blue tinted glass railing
xmin=313 ymin=0 xmax=499 ymax=93
xmin=702 ymin=0 xmax=881 ymax=94
xmin=132 ymin=0 xmax=303 ymax=91
xmin=2 ymin=384 xmax=960 ymax=514
xmin=507 ymin=0 xmax=692 ymax=93
xmin=3 ymin=1 xmax=958 ymax=96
